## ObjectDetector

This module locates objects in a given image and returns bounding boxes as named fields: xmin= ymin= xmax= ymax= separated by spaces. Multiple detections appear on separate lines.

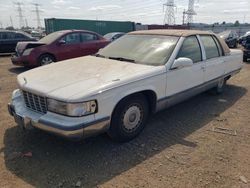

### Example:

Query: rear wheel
xmin=215 ymin=78 xmax=227 ymax=94
xmin=39 ymin=54 xmax=55 ymax=66
xmin=108 ymin=94 xmax=149 ymax=142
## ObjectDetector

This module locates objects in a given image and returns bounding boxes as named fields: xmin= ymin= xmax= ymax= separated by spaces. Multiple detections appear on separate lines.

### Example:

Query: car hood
xmin=17 ymin=56 xmax=165 ymax=102
xmin=16 ymin=41 xmax=45 ymax=54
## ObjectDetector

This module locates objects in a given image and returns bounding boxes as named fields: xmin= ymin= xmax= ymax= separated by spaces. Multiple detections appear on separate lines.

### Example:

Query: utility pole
xmin=163 ymin=0 xmax=176 ymax=25
xmin=182 ymin=9 xmax=186 ymax=25
xmin=10 ymin=16 xmax=14 ymax=27
xmin=32 ymin=3 xmax=42 ymax=29
xmin=14 ymin=2 xmax=25 ymax=29
xmin=25 ymin=18 xmax=28 ymax=28
xmin=185 ymin=0 xmax=196 ymax=24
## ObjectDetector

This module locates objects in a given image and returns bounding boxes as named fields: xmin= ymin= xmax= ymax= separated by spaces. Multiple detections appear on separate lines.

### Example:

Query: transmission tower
xmin=14 ymin=2 xmax=25 ymax=28
xmin=32 ymin=3 xmax=42 ymax=29
xmin=185 ymin=0 xmax=196 ymax=24
xmin=163 ymin=0 xmax=176 ymax=25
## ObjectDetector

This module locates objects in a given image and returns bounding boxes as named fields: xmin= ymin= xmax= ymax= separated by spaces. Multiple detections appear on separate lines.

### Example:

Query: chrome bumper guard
xmin=8 ymin=102 xmax=110 ymax=140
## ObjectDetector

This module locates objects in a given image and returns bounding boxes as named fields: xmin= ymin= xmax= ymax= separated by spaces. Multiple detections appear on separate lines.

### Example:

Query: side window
xmin=1 ymin=32 xmax=14 ymax=40
xmin=15 ymin=33 xmax=26 ymax=39
xmin=80 ymin=33 xmax=98 ymax=42
xmin=177 ymin=36 xmax=202 ymax=63
xmin=200 ymin=35 xmax=220 ymax=59
xmin=62 ymin=33 xmax=80 ymax=44
xmin=212 ymin=36 xmax=223 ymax=56
xmin=8 ymin=33 xmax=15 ymax=39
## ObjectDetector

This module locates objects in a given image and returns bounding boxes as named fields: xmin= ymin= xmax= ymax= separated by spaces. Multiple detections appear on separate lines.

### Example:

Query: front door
xmin=166 ymin=36 xmax=205 ymax=99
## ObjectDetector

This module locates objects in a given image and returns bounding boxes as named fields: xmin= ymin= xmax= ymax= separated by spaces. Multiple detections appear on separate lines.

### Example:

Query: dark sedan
xmin=219 ymin=30 xmax=238 ymax=48
xmin=243 ymin=36 xmax=250 ymax=62
xmin=0 ymin=30 xmax=36 ymax=53
xmin=11 ymin=30 xmax=110 ymax=67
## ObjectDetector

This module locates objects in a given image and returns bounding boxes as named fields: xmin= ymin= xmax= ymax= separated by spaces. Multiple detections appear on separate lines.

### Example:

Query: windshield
xmin=103 ymin=33 xmax=114 ymax=40
xmin=39 ymin=31 xmax=64 ymax=44
xmin=98 ymin=34 xmax=179 ymax=66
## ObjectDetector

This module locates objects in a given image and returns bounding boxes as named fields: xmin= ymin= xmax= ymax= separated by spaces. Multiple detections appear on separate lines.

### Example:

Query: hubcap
xmin=123 ymin=105 xmax=142 ymax=131
xmin=41 ymin=57 xmax=53 ymax=65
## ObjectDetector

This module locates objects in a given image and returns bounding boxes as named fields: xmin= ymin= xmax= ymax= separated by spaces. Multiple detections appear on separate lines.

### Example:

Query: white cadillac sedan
xmin=8 ymin=30 xmax=243 ymax=142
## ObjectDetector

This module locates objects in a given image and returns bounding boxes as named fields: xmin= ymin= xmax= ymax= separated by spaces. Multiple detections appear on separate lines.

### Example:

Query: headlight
xmin=47 ymin=99 xmax=97 ymax=117
xmin=22 ymin=48 xmax=33 ymax=56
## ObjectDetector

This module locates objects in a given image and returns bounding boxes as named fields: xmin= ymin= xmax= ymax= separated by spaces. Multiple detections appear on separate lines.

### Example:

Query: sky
xmin=0 ymin=0 xmax=249 ymax=28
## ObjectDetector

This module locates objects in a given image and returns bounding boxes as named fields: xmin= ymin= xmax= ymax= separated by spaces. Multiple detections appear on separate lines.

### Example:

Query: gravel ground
xmin=0 ymin=56 xmax=249 ymax=188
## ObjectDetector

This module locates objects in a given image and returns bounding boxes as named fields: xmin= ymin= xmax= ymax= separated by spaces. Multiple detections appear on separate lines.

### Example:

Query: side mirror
xmin=171 ymin=57 xmax=193 ymax=70
xmin=58 ymin=39 xmax=66 ymax=45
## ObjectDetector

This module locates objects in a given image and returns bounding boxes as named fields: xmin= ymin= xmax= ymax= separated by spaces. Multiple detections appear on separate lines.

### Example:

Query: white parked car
xmin=8 ymin=30 xmax=243 ymax=142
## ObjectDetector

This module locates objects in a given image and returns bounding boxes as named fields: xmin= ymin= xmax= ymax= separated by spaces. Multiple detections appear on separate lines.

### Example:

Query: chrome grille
xmin=22 ymin=90 xmax=47 ymax=114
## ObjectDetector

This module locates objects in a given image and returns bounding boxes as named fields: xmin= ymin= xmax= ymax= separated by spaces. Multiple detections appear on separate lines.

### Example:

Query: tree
xmin=222 ymin=21 xmax=226 ymax=25
xmin=5 ymin=26 xmax=14 ymax=30
xmin=234 ymin=20 xmax=240 ymax=26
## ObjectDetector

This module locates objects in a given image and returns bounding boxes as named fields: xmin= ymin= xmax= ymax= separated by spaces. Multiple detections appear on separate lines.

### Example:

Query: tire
xmin=38 ymin=54 xmax=55 ymax=66
xmin=108 ymin=94 xmax=149 ymax=142
xmin=234 ymin=41 xmax=237 ymax=48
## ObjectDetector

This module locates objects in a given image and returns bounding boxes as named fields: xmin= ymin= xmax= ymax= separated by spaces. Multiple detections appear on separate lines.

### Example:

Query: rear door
xmin=55 ymin=32 xmax=81 ymax=61
xmin=79 ymin=32 xmax=104 ymax=56
xmin=199 ymin=35 xmax=226 ymax=82
xmin=166 ymin=35 xmax=205 ymax=97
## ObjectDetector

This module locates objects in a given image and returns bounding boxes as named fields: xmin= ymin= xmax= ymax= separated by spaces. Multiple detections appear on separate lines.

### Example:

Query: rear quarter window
xmin=200 ymin=35 xmax=220 ymax=59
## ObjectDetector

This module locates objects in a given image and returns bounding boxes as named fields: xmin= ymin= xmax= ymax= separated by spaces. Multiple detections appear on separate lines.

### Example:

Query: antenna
xmin=14 ymin=2 xmax=25 ymax=28
xmin=163 ymin=0 xmax=176 ymax=25
xmin=32 ymin=3 xmax=42 ymax=29
xmin=185 ymin=0 xmax=196 ymax=24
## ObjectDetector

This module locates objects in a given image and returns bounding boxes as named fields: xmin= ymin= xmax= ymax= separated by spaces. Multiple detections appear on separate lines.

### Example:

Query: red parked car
xmin=11 ymin=30 xmax=109 ymax=67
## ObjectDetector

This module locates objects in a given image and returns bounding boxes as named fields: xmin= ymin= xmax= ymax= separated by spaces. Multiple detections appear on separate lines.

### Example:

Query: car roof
xmin=0 ymin=30 xmax=26 ymax=33
xmin=56 ymin=29 xmax=99 ymax=34
xmin=129 ymin=29 xmax=213 ymax=37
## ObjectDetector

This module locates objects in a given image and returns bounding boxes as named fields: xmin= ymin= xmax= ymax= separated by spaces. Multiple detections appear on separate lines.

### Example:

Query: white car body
xmin=8 ymin=30 xmax=243 ymax=140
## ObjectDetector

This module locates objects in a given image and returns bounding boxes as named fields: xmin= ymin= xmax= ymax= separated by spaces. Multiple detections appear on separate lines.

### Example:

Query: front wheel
xmin=108 ymin=94 xmax=149 ymax=142
xmin=38 ymin=54 xmax=55 ymax=66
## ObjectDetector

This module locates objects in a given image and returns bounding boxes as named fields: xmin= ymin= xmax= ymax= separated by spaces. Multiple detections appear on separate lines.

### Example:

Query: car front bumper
xmin=8 ymin=90 xmax=110 ymax=140
xmin=11 ymin=54 xmax=37 ymax=67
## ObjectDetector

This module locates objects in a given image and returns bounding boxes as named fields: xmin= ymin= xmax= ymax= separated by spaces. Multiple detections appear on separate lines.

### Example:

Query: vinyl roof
xmin=129 ymin=29 xmax=230 ymax=54
xmin=129 ymin=29 xmax=213 ymax=37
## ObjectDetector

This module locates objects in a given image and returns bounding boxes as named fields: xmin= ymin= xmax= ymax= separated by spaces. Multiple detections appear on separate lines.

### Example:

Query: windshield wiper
xmin=108 ymin=56 xmax=135 ymax=63
xmin=94 ymin=54 xmax=106 ymax=58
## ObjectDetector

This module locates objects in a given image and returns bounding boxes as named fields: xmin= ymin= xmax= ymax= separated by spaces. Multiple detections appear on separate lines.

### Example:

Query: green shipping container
xmin=44 ymin=18 xmax=135 ymax=35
